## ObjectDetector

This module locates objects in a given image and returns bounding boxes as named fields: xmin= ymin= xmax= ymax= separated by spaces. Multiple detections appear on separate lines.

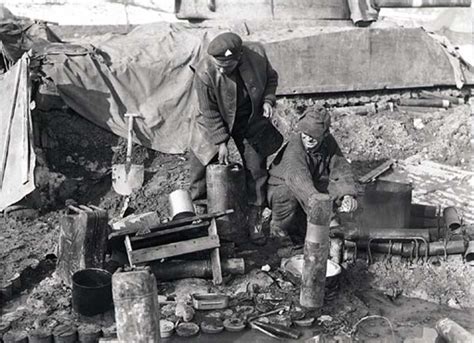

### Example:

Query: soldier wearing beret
xmin=267 ymin=108 xmax=358 ymax=240
xmin=189 ymin=32 xmax=283 ymax=243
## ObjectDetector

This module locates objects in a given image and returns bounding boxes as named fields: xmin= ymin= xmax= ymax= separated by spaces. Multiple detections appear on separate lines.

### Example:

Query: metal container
xmin=113 ymin=268 xmax=160 ymax=343
xmin=169 ymin=189 xmax=195 ymax=220
xmin=28 ymin=329 xmax=53 ymax=343
xmin=72 ymin=268 xmax=112 ymax=316
xmin=358 ymin=179 xmax=412 ymax=229
xmin=53 ymin=325 xmax=77 ymax=343
xmin=443 ymin=207 xmax=461 ymax=230
xmin=192 ymin=294 xmax=229 ymax=310
xmin=206 ymin=163 xmax=248 ymax=243
xmin=281 ymin=255 xmax=342 ymax=289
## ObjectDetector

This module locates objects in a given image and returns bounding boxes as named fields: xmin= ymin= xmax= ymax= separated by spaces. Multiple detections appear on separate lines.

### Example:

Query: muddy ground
xmin=1 ymin=92 xmax=472 ymax=340
xmin=0 ymin=25 xmax=473 ymax=340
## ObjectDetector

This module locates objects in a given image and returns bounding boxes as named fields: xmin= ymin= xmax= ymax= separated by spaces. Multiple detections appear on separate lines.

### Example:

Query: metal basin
xmin=281 ymin=255 xmax=342 ymax=289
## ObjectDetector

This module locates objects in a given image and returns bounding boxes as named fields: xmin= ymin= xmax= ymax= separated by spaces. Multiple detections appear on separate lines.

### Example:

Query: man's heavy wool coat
xmin=189 ymin=42 xmax=282 ymax=165
xmin=268 ymin=133 xmax=357 ymax=211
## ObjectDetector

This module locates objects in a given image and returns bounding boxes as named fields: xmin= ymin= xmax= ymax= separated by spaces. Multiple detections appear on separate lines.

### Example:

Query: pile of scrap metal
xmin=330 ymin=160 xmax=474 ymax=265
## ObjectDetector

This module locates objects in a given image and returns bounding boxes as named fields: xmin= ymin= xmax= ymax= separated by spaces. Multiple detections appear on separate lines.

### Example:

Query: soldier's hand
xmin=218 ymin=142 xmax=229 ymax=165
xmin=263 ymin=102 xmax=273 ymax=118
xmin=339 ymin=195 xmax=358 ymax=213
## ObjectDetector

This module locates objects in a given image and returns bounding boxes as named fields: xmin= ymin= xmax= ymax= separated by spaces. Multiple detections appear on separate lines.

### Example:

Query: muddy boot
xmin=270 ymin=222 xmax=294 ymax=247
xmin=248 ymin=205 xmax=266 ymax=246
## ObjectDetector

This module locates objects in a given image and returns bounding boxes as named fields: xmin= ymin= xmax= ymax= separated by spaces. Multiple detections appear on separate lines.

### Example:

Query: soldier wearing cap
xmin=267 ymin=108 xmax=358 ymax=240
xmin=188 ymin=32 xmax=283 ymax=243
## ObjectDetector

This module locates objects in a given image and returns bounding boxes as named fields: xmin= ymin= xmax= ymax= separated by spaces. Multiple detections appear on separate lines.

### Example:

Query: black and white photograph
xmin=0 ymin=0 xmax=473 ymax=342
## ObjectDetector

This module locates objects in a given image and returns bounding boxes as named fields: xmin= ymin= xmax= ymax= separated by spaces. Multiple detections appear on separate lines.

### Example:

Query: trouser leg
xmin=188 ymin=150 xmax=216 ymax=202
xmin=234 ymin=138 xmax=268 ymax=207
xmin=267 ymin=183 xmax=305 ymax=235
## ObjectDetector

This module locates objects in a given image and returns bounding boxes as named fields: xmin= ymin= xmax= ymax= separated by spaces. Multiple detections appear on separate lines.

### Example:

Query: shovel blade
xmin=112 ymin=164 xmax=144 ymax=195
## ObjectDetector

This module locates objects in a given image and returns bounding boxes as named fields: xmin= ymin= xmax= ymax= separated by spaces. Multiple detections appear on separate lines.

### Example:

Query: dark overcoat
xmin=189 ymin=42 xmax=282 ymax=165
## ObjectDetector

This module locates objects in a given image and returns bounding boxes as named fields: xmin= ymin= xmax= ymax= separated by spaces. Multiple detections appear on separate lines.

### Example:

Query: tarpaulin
xmin=42 ymin=23 xmax=212 ymax=154
xmin=38 ymin=22 xmax=470 ymax=156
xmin=0 ymin=54 xmax=36 ymax=211
xmin=0 ymin=18 xmax=61 ymax=67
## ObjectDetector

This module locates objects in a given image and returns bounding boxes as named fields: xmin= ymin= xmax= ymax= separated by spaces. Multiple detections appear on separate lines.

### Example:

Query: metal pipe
xmin=343 ymin=227 xmax=431 ymax=242
xmin=398 ymin=98 xmax=450 ymax=107
xmin=464 ymin=241 xmax=474 ymax=266
xmin=150 ymin=258 xmax=245 ymax=281
xmin=364 ymin=240 xmax=466 ymax=257
xmin=443 ymin=207 xmax=461 ymax=230
xmin=436 ymin=318 xmax=474 ymax=343
xmin=374 ymin=0 xmax=471 ymax=7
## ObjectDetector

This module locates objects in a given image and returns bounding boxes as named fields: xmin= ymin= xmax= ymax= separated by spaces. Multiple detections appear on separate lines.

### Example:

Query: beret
xmin=207 ymin=32 xmax=242 ymax=60
xmin=296 ymin=108 xmax=331 ymax=139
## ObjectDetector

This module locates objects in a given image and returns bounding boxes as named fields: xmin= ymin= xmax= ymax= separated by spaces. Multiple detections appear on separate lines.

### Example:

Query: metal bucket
xmin=169 ymin=189 xmax=195 ymax=220
xmin=72 ymin=268 xmax=112 ymax=316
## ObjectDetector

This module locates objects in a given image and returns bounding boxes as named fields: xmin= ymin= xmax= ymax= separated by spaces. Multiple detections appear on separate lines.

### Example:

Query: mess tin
xmin=192 ymin=293 xmax=229 ymax=310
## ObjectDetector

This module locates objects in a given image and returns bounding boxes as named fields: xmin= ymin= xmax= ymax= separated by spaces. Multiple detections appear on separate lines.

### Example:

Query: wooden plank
xmin=359 ymin=159 xmax=396 ymax=183
xmin=0 ymin=59 xmax=22 ymax=189
xmin=130 ymin=221 xmax=210 ymax=243
xmin=109 ymin=210 xmax=233 ymax=241
xmin=208 ymin=219 xmax=222 ymax=285
xmin=124 ymin=235 xmax=134 ymax=267
xmin=131 ymin=235 xmax=220 ymax=264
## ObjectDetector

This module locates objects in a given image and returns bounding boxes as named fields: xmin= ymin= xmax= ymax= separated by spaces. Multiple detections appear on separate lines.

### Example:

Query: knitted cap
xmin=296 ymin=108 xmax=331 ymax=139
xmin=207 ymin=32 xmax=242 ymax=60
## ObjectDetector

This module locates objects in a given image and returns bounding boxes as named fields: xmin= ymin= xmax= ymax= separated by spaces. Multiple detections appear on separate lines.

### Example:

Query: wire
xmin=351 ymin=315 xmax=395 ymax=342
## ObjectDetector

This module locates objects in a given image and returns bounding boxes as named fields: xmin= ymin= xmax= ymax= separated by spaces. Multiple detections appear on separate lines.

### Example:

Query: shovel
xmin=112 ymin=113 xmax=145 ymax=196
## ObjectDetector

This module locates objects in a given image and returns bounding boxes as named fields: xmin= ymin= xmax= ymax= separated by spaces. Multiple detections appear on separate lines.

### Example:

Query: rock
xmin=160 ymin=304 xmax=176 ymax=318
xmin=172 ymin=279 xmax=210 ymax=303
xmin=175 ymin=302 xmax=194 ymax=322
xmin=231 ymin=269 xmax=274 ymax=294
xmin=57 ymin=178 xmax=79 ymax=201
xmin=447 ymin=298 xmax=462 ymax=310
xmin=413 ymin=118 xmax=425 ymax=130
xmin=317 ymin=315 xmax=333 ymax=323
